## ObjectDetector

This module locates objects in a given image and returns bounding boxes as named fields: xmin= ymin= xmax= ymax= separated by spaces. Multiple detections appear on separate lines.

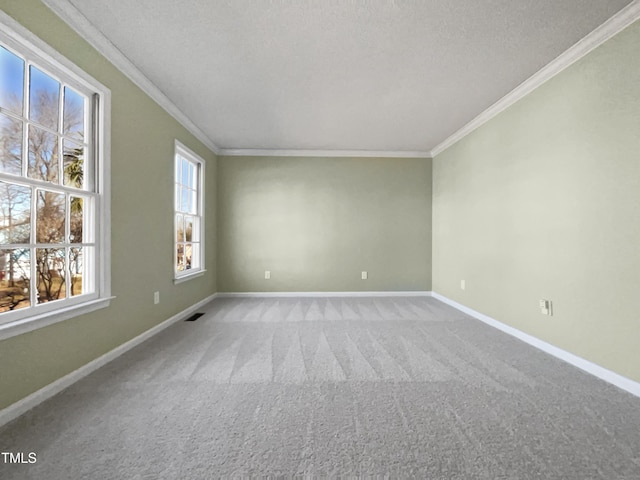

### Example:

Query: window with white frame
xmin=0 ymin=20 xmax=110 ymax=334
xmin=174 ymin=142 xmax=204 ymax=279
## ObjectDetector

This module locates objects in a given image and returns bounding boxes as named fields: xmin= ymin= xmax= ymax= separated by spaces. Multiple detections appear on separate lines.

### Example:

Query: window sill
xmin=0 ymin=296 xmax=115 ymax=341
xmin=174 ymin=269 xmax=207 ymax=285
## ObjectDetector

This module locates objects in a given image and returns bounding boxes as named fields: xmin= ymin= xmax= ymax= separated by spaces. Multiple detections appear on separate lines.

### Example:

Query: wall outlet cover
xmin=539 ymin=299 xmax=553 ymax=316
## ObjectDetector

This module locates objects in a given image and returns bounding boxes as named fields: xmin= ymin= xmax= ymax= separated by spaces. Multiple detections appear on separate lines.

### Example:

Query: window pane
xmin=190 ymin=243 xmax=200 ymax=270
xmin=0 ymin=248 xmax=30 ymax=312
xmin=176 ymin=213 xmax=184 ymax=242
xmin=36 ymin=247 xmax=66 ymax=303
xmin=181 ymin=158 xmax=189 ymax=187
xmin=180 ymin=188 xmax=197 ymax=215
xmin=180 ymin=187 xmax=190 ymax=213
xmin=29 ymin=66 xmax=60 ymax=130
xmin=0 ymin=113 xmax=23 ymax=176
xmin=63 ymin=140 xmax=84 ymax=188
xmin=28 ymin=125 xmax=59 ymax=183
xmin=0 ymin=46 xmax=24 ymax=115
xmin=184 ymin=216 xmax=194 ymax=242
xmin=176 ymin=243 xmax=198 ymax=272
xmin=184 ymin=243 xmax=193 ymax=270
xmin=36 ymin=190 xmax=65 ymax=243
xmin=63 ymin=87 xmax=84 ymax=141
xmin=188 ymin=162 xmax=195 ymax=188
xmin=175 ymin=156 xmax=181 ymax=184
xmin=176 ymin=243 xmax=185 ymax=271
xmin=0 ymin=182 xmax=31 ymax=244
xmin=191 ymin=216 xmax=200 ymax=243
xmin=69 ymin=246 xmax=83 ymax=296
xmin=191 ymin=189 xmax=198 ymax=214
xmin=70 ymin=196 xmax=83 ymax=243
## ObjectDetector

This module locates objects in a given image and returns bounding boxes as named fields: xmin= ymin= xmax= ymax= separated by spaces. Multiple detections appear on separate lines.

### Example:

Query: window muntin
xmin=0 ymin=32 xmax=105 ymax=326
xmin=174 ymin=143 xmax=204 ymax=278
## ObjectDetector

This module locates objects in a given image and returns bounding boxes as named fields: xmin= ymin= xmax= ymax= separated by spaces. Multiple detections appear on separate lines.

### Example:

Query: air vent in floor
xmin=185 ymin=313 xmax=204 ymax=322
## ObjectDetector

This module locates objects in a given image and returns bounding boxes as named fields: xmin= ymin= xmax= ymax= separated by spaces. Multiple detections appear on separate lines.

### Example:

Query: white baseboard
xmin=0 ymin=293 xmax=218 ymax=429
xmin=431 ymin=292 xmax=640 ymax=399
xmin=217 ymin=291 xmax=433 ymax=298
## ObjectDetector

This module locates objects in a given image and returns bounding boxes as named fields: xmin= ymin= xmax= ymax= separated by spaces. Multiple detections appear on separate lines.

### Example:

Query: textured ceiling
xmin=63 ymin=0 xmax=633 ymax=154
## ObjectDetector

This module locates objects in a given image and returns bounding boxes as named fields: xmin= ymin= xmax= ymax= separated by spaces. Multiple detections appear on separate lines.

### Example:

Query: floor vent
xmin=185 ymin=313 xmax=205 ymax=322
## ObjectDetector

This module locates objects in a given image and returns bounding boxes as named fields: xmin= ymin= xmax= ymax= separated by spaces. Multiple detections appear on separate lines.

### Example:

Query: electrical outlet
xmin=461 ymin=279 xmax=465 ymax=290
xmin=154 ymin=291 xmax=160 ymax=304
xmin=265 ymin=270 xmax=271 ymax=280
xmin=539 ymin=299 xmax=553 ymax=316
xmin=361 ymin=271 xmax=368 ymax=280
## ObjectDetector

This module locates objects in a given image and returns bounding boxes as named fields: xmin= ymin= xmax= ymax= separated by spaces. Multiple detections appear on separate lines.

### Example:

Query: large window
xmin=174 ymin=141 xmax=204 ymax=281
xmin=0 ymin=19 xmax=110 ymax=337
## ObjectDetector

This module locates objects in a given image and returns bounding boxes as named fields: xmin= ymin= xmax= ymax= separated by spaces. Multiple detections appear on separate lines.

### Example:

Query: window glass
xmin=0 ymin=182 xmax=31 ymax=244
xmin=174 ymin=148 xmax=204 ymax=277
xmin=0 ymin=27 xmax=107 ymax=325
xmin=63 ymin=140 xmax=84 ymax=188
xmin=0 ymin=248 xmax=30 ymax=310
xmin=35 ymin=247 xmax=65 ymax=304
xmin=29 ymin=66 xmax=60 ymax=131
xmin=0 ymin=113 xmax=23 ymax=176
xmin=0 ymin=46 xmax=24 ymax=115
xmin=63 ymin=86 xmax=84 ymax=141
xmin=28 ymin=125 xmax=59 ymax=183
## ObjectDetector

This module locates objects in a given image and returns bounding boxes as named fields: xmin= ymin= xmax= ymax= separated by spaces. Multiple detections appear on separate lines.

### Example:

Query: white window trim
xmin=174 ymin=269 xmax=206 ymax=285
xmin=173 ymin=140 xmax=205 ymax=283
xmin=0 ymin=12 xmax=112 ymax=341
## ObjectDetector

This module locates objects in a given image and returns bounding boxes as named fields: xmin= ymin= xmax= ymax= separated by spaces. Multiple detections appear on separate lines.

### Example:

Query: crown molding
xmin=219 ymin=148 xmax=431 ymax=158
xmin=430 ymin=0 xmax=640 ymax=158
xmin=41 ymin=0 xmax=222 ymax=155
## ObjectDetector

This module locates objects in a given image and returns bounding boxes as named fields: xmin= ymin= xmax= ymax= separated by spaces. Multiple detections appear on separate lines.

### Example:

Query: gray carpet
xmin=1 ymin=296 xmax=640 ymax=479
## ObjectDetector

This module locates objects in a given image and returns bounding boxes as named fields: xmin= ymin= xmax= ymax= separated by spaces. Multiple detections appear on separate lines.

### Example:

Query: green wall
xmin=433 ymin=20 xmax=640 ymax=382
xmin=0 ymin=0 xmax=217 ymax=410
xmin=217 ymin=156 xmax=432 ymax=292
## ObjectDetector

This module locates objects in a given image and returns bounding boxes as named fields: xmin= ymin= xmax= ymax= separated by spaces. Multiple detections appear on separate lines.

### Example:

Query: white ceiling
xmin=53 ymin=0 xmax=634 ymax=156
